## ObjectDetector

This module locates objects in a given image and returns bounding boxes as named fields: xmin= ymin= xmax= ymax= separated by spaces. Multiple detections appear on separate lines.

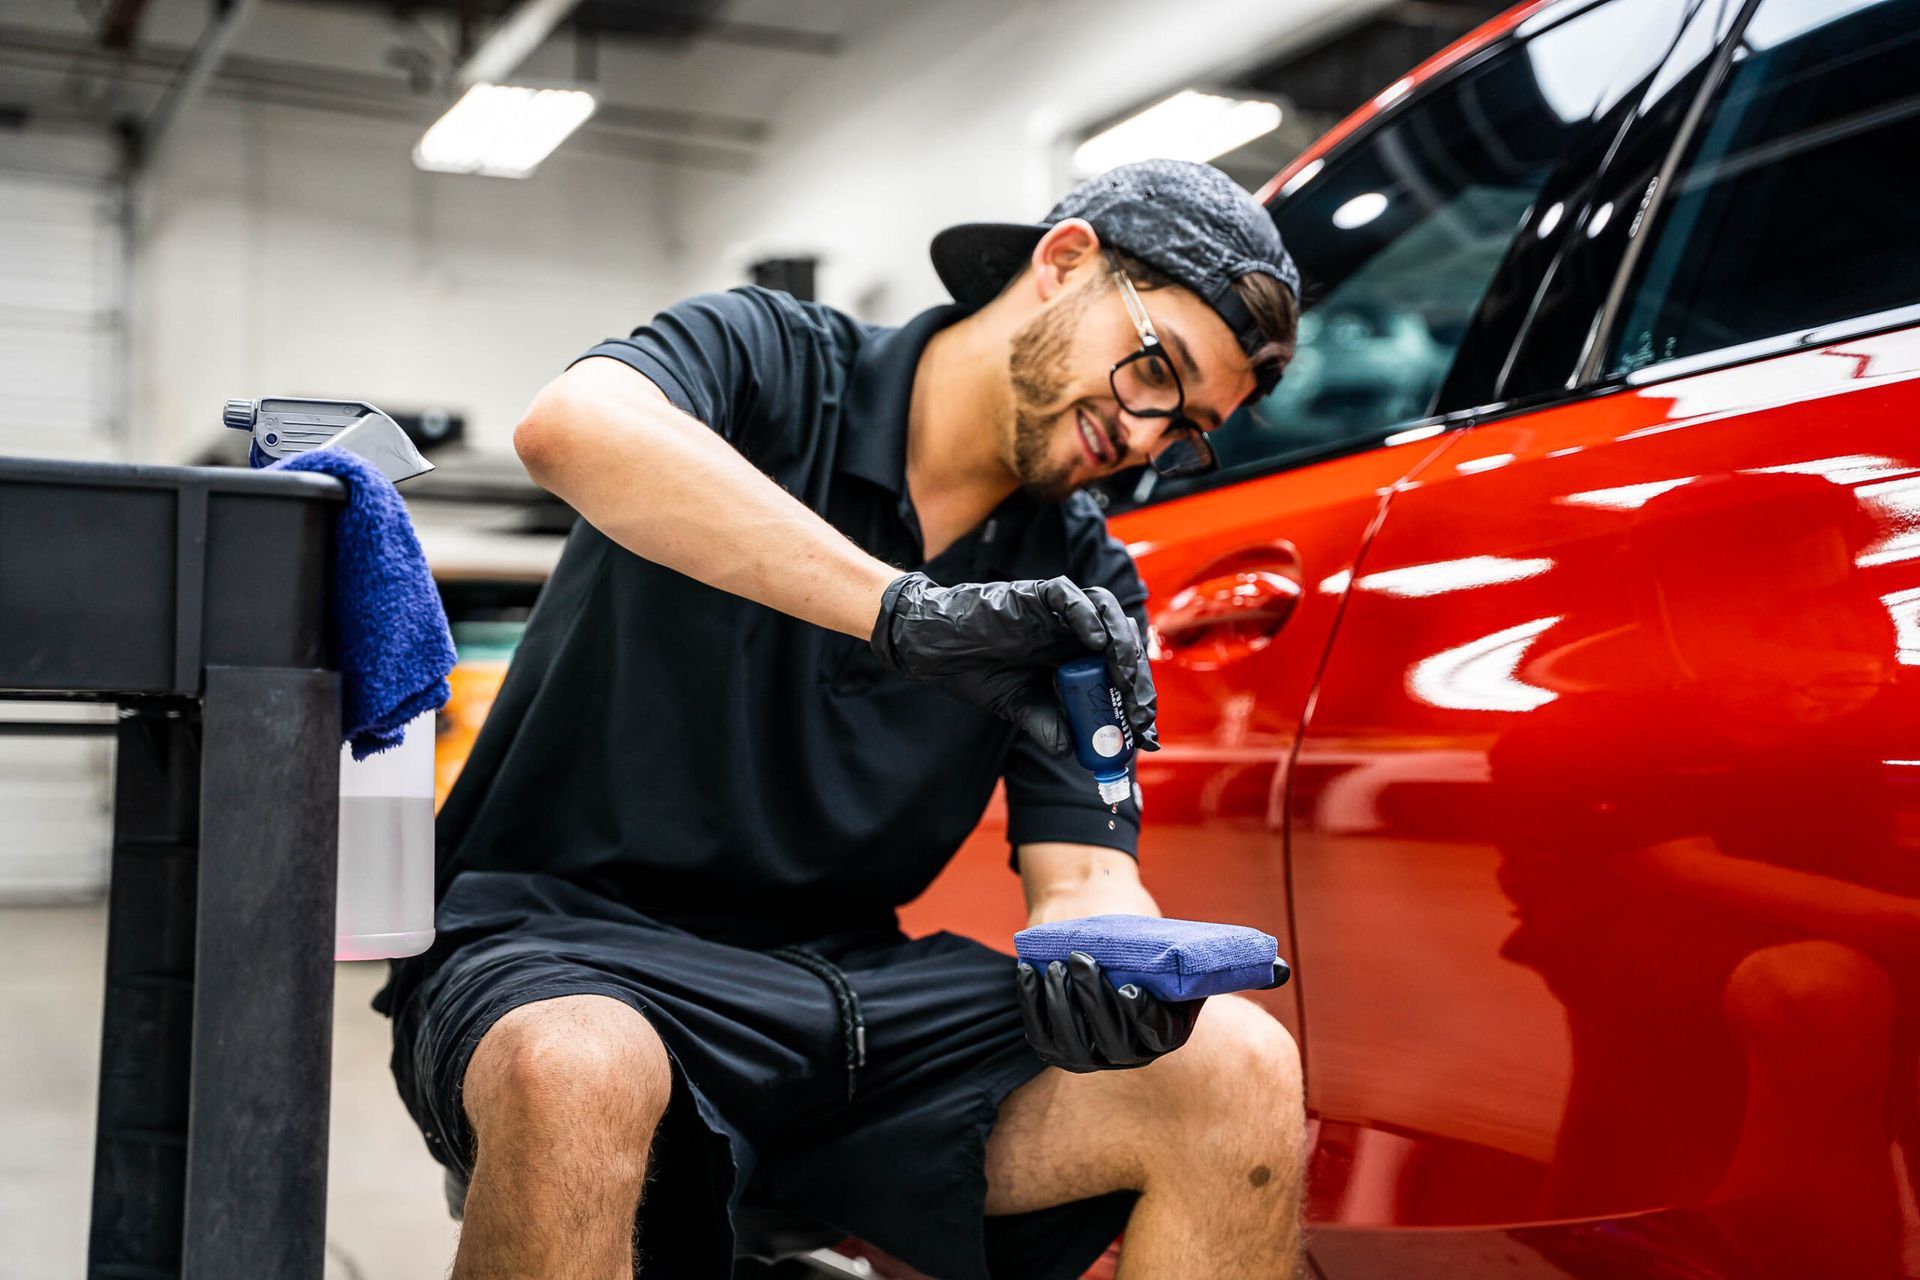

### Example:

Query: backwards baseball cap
xmin=930 ymin=159 xmax=1300 ymax=388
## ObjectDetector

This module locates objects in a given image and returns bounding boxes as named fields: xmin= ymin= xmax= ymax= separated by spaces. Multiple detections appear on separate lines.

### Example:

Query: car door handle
xmin=1152 ymin=569 xmax=1302 ymax=667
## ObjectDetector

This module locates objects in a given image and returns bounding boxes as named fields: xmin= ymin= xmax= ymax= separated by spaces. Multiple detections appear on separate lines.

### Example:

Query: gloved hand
xmin=870 ymin=572 xmax=1158 ymax=755
xmin=1015 ymin=951 xmax=1204 ymax=1073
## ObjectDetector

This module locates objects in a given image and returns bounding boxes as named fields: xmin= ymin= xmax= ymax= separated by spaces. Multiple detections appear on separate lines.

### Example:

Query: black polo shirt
xmin=432 ymin=286 xmax=1147 ymax=948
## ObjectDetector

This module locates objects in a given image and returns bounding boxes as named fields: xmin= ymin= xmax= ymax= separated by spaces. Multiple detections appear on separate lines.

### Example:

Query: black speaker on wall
xmin=749 ymin=256 xmax=818 ymax=301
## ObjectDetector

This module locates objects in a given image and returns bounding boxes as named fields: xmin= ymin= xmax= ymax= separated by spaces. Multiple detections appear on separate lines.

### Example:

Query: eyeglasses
xmin=1105 ymin=251 xmax=1219 ymax=479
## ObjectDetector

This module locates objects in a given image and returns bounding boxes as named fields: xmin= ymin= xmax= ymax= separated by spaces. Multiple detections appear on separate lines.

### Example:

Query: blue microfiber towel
xmin=1014 ymin=915 xmax=1284 ymax=1002
xmin=271 ymin=449 xmax=455 ymax=760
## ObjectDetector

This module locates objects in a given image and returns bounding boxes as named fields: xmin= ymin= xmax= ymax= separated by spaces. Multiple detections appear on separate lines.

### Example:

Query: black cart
xmin=0 ymin=457 xmax=347 ymax=1280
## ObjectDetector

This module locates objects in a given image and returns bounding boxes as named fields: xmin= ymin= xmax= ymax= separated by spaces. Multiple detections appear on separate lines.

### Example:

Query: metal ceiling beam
xmin=97 ymin=0 xmax=151 ymax=51
xmin=139 ymin=0 xmax=256 ymax=169
xmin=457 ymin=0 xmax=583 ymax=85
xmin=696 ymin=20 xmax=842 ymax=56
xmin=1 ymin=25 xmax=767 ymax=144
xmin=0 ymin=25 xmax=763 ymax=173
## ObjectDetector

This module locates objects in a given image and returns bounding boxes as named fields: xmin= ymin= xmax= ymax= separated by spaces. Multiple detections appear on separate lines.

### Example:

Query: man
xmin=378 ymin=159 xmax=1306 ymax=1279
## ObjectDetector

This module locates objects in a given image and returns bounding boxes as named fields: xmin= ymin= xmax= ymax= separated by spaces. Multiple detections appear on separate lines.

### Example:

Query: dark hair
xmin=1104 ymin=247 xmax=1297 ymax=392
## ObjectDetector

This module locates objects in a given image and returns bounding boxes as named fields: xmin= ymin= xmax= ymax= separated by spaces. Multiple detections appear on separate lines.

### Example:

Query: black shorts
xmin=382 ymin=871 xmax=1136 ymax=1280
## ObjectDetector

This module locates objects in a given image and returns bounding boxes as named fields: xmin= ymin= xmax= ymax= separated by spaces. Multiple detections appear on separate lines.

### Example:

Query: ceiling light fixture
xmin=413 ymin=83 xmax=597 ymax=179
xmin=1073 ymin=90 xmax=1282 ymax=174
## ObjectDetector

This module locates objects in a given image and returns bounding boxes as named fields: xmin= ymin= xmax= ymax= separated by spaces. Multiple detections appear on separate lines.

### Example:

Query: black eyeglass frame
xmin=1104 ymin=251 xmax=1220 ymax=479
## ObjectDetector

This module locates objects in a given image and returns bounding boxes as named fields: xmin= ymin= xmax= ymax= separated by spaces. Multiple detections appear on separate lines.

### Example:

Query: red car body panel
xmin=1295 ymin=329 xmax=1920 ymax=1275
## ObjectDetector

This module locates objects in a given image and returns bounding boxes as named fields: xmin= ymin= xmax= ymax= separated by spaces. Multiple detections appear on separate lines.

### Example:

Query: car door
xmin=1294 ymin=2 xmax=1920 ymax=1277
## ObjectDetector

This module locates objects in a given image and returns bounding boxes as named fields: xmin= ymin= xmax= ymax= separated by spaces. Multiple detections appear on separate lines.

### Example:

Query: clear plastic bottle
xmin=334 ymin=710 xmax=436 ymax=960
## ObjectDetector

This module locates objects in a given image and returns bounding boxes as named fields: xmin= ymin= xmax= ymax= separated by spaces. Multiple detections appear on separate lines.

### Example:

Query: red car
xmin=904 ymin=0 xmax=1920 ymax=1275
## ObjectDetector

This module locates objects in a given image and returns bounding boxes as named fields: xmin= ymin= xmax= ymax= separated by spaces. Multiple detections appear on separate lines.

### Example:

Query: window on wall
xmin=1200 ymin=0 xmax=1662 ymax=478
xmin=1606 ymin=0 xmax=1920 ymax=376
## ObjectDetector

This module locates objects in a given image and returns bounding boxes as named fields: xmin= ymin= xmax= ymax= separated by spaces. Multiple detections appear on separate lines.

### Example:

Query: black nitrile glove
xmin=1015 ymin=951 xmax=1204 ymax=1073
xmin=871 ymin=572 xmax=1158 ymax=755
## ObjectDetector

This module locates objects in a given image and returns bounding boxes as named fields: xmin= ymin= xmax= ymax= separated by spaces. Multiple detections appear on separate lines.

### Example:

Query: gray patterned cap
xmin=931 ymin=159 xmax=1300 ymax=374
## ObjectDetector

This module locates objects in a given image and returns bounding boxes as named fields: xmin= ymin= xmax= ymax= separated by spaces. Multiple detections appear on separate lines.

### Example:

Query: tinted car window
xmin=1606 ymin=0 xmax=1920 ymax=376
xmin=1203 ymin=0 xmax=1662 ymax=477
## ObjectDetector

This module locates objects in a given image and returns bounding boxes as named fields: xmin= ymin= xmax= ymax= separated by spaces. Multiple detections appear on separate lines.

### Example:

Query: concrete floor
xmin=0 ymin=903 xmax=462 ymax=1280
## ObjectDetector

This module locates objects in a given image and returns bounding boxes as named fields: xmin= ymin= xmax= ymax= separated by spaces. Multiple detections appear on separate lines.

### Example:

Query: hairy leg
xmin=983 ymin=995 xmax=1305 ymax=1278
xmin=454 ymin=994 xmax=673 ymax=1280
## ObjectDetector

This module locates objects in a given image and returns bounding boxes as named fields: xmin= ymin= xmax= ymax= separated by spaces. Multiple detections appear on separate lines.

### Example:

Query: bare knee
xmin=464 ymin=994 xmax=673 ymax=1176
xmin=1158 ymin=997 xmax=1303 ymax=1135
xmin=1192 ymin=997 xmax=1301 ymax=1093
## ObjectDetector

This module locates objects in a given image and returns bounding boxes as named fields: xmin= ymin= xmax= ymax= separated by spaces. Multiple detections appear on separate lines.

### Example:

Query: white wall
xmin=132 ymin=97 xmax=686 ymax=461
xmin=672 ymin=0 xmax=1357 ymax=325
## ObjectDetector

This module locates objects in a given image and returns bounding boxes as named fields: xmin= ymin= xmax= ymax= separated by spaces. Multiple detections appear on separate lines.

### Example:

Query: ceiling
xmin=3 ymin=0 xmax=1517 ymax=190
xmin=0 ymin=0 xmax=871 ymax=172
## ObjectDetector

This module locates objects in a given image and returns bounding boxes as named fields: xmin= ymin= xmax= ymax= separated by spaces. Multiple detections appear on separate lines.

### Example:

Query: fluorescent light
xmin=414 ymin=83 xmax=597 ymax=179
xmin=1073 ymin=90 xmax=1282 ymax=174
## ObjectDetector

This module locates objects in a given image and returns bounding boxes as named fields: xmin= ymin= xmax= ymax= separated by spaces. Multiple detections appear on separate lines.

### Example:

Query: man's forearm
xmin=1021 ymin=842 xmax=1160 ymax=925
xmin=1027 ymin=883 xmax=1160 ymax=926
xmin=517 ymin=357 xmax=900 ymax=640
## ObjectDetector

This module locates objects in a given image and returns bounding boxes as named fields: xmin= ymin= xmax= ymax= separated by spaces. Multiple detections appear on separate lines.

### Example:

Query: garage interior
xmin=2 ymin=1 xmax=1553 ymax=1276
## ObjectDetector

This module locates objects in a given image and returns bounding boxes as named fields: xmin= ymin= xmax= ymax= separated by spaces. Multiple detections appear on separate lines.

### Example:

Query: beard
xmin=1007 ymin=279 xmax=1099 ymax=504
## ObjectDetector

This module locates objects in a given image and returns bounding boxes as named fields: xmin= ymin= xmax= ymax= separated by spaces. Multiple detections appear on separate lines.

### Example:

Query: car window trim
xmin=1433 ymin=0 xmax=1715 ymax=416
xmin=1572 ymin=0 xmax=1769 ymax=385
xmin=1616 ymin=301 xmax=1920 ymax=389
xmin=1479 ymin=0 xmax=1737 ymax=406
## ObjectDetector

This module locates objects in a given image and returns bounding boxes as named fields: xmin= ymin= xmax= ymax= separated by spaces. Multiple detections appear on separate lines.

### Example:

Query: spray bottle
xmin=228 ymin=395 xmax=438 ymax=961
xmin=1054 ymin=656 xmax=1135 ymax=807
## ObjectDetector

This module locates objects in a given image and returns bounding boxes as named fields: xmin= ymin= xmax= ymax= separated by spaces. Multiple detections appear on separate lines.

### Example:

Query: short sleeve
xmin=1004 ymin=493 xmax=1150 ymax=872
xmin=571 ymin=286 xmax=819 ymax=466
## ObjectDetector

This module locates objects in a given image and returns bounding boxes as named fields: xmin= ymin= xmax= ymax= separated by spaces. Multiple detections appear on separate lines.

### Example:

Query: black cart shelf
xmin=1 ymin=456 xmax=348 ymax=1280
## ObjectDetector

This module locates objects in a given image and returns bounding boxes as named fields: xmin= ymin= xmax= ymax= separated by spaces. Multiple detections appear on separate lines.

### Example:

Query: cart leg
xmin=88 ymin=701 xmax=200 ymax=1276
xmin=180 ymin=666 xmax=340 ymax=1279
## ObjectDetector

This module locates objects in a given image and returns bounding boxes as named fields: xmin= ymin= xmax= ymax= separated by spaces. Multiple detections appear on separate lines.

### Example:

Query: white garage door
xmin=0 ymin=170 xmax=123 ymax=898
xmin=0 ymin=171 xmax=123 ymax=448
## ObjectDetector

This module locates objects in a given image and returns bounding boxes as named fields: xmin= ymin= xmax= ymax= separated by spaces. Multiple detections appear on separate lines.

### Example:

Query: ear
xmin=1028 ymin=219 xmax=1103 ymax=302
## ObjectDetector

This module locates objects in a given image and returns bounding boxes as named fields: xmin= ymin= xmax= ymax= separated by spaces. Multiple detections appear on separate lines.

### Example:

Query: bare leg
xmin=983 ymin=995 xmax=1306 ymax=1278
xmin=453 ymin=995 xmax=674 ymax=1280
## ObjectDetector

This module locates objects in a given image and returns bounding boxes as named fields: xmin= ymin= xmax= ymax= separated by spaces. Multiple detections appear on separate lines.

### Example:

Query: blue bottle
xmin=1055 ymin=656 xmax=1135 ymax=806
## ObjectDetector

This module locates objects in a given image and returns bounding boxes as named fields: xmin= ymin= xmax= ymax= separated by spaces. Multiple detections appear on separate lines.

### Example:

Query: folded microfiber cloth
xmin=1014 ymin=915 xmax=1287 ymax=1002
xmin=271 ymin=449 xmax=455 ymax=760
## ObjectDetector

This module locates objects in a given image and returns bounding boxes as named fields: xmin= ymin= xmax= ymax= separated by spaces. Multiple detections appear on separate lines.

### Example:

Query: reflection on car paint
xmin=1406 ymin=616 xmax=1564 ymax=713
xmin=1353 ymin=555 xmax=1554 ymax=599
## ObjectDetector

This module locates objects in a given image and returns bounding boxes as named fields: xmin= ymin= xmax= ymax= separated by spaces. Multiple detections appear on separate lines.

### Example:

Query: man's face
xmin=1005 ymin=266 xmax=1256 ymax=503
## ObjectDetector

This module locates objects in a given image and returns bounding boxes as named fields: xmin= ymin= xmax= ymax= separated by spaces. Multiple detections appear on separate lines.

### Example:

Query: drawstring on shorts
xmin=765 ymin=945 xmax=867 ymax=1102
